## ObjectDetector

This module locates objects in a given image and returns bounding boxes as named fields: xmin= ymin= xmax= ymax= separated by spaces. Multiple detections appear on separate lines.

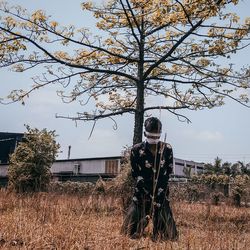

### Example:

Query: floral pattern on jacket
xmin=130 ymin=141 xmax=173 ymax=207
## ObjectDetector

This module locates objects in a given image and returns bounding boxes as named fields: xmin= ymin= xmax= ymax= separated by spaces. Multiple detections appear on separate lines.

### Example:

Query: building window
xmin=175 ymin=162 xmax=185 ymax=166
xmin=187 ymin=164 xmax=194 ymax=168
xmin=197 ymin=166 xmax=204 ymax=170
xmin=105 ymin=160 xmax=119 ymax=174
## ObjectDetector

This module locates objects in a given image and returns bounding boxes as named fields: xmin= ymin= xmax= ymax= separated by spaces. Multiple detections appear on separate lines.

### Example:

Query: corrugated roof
xmin=55 ymin=156 xmax=122 ymax=162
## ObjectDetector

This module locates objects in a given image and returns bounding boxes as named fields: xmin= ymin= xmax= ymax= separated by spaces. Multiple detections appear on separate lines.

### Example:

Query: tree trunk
xmin=132 ymin=19 xmax=145 ymax=146
xmin=132 ymin=82 xmax=144 ymax=145
xmin=133 ymin=110 xmax=144 ymax=145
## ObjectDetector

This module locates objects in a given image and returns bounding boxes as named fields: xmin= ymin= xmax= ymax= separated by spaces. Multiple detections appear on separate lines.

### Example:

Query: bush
xmin=186 ymin=184 xmax=200 ymax=203
xmin=49 ymin=181 xmax=95 ymax=195
xmin=108 ymin=155 xmax=135 ymax=212
xmin=211 ymin=192 xmax=223 ymax=206
xmin=8 ymin=126 xmax=60 ymax=193
xmin=230 ymin=175 xmax=250 ymax=207
xmin=93 ymin=177 xmax=106 ymax=194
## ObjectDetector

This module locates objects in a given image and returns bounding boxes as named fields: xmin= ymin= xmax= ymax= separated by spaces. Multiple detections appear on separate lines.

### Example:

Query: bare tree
xmin=0 ymin=0 xmax=249 ymax=144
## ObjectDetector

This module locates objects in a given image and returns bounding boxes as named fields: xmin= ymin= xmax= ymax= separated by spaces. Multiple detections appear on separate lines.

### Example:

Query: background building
xmin=0 ymin=155 xmax=204 ymax=185
xmin=52 ymin=156 xmax=121 ymax=182
xmin=0 ymin=131 xmax=204 ymax=185
xmin=173 ymin=158 xmax=204 ymax=178
xmin=0 ymin=132 xmax=24 ymax=164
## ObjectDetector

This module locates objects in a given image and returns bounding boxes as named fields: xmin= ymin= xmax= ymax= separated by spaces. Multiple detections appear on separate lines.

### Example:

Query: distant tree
xmin=204 ymin=156 xmax=223 ymax=174
xmin=245 ymin=163 xmax=250 ymax=175
xmin=193 ymin=158 xmax=250 ymax=204
xmin=8 ymin=126 xmax=60 ymax=192
xmin=0 ymin=1 xmax=250 ymax=144
xmin=230 ymin=162 xmax=241 ymax=176
xmin=221 ymin=161 xmax=232 ymax=175
xmin=237 ymin=161 xmax=250 ymax=175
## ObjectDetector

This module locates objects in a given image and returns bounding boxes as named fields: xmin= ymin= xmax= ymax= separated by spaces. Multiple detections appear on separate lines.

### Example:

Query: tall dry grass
xmin=0 ymin=188 xmax=249 ymax=249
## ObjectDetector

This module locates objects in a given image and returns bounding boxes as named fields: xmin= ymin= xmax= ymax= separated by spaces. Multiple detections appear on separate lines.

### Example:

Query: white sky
xmin=1 ymin=0 xmax=250 ymax=164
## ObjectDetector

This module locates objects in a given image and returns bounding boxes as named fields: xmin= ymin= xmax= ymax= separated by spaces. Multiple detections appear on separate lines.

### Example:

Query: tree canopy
xmin=204 ymin=157 xmax=250 ymax=176
xmin=0 ymin=0 xmax=249 ymax=144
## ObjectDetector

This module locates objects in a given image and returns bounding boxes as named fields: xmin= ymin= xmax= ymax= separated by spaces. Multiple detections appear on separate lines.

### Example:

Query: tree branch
xmin=56 ymin=108 xmax=136 ymax=121
xmin=120 ymin=0 xmax=140 ymax=45
xmin=0 ymin=26 xmax=138 ymax=82
xmin=1 ymin=8 xmax=139 ymax=63
xmin=144 ymin=0 xmax=225 ymax=79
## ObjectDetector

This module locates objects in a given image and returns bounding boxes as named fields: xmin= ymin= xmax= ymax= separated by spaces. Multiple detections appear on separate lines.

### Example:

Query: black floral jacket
xmin=130 ymin=141 xmax=173 ymax=207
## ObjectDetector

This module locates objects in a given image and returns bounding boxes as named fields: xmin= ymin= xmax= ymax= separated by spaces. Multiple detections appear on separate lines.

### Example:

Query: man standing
xmin=121 ymin=117 xmax=178 ymax=241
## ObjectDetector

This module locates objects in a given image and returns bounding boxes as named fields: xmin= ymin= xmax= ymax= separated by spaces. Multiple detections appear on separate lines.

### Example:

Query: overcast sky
xmin=1 ymin=0 xmax=250 ymax=164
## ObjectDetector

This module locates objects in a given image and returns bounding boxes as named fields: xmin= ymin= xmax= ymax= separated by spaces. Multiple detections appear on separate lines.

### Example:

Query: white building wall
xmin=174 ymin=164 xmax=185 ymax=176
xmin=51 ymin=159 xmax=106 ymax=174
xmin=174 ymin=158 xmax=185 ymax=176
xmin=0 ymin=157 xmax=200 ymax=178
xmin=173 ymin=158 xmax=204 ymax=176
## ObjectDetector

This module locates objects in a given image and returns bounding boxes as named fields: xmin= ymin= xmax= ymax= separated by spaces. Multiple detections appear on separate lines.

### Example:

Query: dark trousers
xmin=121 ymin=198 xmax=178 ymax=241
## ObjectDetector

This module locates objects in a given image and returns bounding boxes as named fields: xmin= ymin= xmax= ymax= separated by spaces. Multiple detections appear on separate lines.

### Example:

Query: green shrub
xmin=8 ymin=126 xmax=60 ymax=193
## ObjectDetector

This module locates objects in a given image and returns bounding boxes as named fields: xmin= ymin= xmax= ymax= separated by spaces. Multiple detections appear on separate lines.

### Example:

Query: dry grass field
xmin=0 ymin=189 xmax=249 ymax=250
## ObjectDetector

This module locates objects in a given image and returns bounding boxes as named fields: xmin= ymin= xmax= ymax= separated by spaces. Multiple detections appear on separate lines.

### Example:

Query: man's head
xmin=144 ymin=117 xmax=162 ymax=144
